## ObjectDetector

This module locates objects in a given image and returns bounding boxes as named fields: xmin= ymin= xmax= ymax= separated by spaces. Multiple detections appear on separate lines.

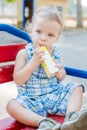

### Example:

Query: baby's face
xmin=31 ymin=17 xmax=61 ymax=50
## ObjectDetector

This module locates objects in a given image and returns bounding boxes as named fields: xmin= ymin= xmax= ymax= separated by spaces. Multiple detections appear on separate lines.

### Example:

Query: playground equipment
xmin=0 ymin=23 xmax=87 ymax=129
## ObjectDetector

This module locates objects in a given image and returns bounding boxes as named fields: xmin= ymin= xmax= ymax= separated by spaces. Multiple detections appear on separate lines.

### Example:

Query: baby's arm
xmin=13 ymin=48 xmax=44 ymax=85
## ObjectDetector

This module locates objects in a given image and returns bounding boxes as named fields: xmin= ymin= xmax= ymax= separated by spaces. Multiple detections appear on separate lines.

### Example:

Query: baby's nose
xmin=40 ymin=34 xmax=47 ymax=41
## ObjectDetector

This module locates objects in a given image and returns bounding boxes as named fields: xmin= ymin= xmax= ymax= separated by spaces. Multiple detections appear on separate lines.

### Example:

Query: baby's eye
xmin=48 ymin=34 xmax=54 ymax=37
xmin=36 ymin=30 xmax=41 ymax=34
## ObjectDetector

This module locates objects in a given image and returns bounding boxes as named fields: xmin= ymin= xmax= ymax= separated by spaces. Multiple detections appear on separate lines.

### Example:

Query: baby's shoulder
xmin=17 ymin=48 xmax=28 ymax=60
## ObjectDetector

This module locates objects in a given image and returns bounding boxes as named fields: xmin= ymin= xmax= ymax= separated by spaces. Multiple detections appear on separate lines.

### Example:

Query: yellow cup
xmin=41 ymin=46 xmax=59 ymax=78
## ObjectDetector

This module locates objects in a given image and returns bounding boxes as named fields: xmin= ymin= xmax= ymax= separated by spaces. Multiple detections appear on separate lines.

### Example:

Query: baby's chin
xmin=34 ymin=44 xmax=45 ymax=49
xmin=33 ymin=45 xmax=41 ymax=49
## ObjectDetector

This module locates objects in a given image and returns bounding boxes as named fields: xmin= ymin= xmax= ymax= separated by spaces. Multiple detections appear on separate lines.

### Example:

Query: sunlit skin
xmin=13 ymin=17 xmax=66 ymax=86
xmin=6 ymin=8 xmax=83 ymax=128
xmin=31 ymin=17 xmax=60 ymax=50
xmin=31 ymin=17 xmax=66 ymax=80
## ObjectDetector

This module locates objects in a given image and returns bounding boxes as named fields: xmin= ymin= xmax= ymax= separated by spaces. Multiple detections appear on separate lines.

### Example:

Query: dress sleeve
xmin=52 ymin=45 xmax=62 ymax=64
xmin=25 ymin=43 xmax=34 ymax=62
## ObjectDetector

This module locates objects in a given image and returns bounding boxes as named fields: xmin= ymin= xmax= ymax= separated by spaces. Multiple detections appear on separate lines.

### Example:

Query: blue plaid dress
xmin=16 ymin=43 xmax=82 ymax=116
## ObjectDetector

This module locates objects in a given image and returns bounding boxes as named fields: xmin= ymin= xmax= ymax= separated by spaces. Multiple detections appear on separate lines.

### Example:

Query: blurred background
xmin=0 ymin=0 xmax=87 ymax=119
xmin=0 ymin=0 xmax=87 ymax=29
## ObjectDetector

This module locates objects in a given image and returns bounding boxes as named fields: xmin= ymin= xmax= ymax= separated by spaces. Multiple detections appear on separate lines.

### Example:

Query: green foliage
xmin=7 ymin=0 xmax=16 ymax=2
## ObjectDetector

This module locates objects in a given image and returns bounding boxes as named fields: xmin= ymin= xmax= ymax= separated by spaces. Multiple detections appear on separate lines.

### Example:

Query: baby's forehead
xmin=33 ymin=17 xmax=60 ymax=27
xmin=32 ymin=17 xmax=61 ymax=34
xmin=33 ymin=12 xmax=58 ymax=22
xmin=32 ymin=15 xmax=59 ymax=26
xmin=32 ymin=12 xmax=63 ymax=28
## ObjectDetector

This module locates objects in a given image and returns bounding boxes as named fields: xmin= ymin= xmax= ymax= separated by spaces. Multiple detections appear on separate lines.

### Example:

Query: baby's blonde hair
xmin=32 ymin=5 xmax=64 ymax=30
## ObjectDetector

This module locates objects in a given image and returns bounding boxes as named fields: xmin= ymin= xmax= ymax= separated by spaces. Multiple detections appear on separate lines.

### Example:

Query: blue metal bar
xmin=32 ymin=0 xmax=34 ymax=15
xmin=22 ymin=0 xmax=34 ymax=28
xmin=0 ymin=23 xmax=32 ymax=43
xmin=22 ymin=0 xmax=26 ymax=28
xmin=65 ymin=67 xmax=87 ymax=79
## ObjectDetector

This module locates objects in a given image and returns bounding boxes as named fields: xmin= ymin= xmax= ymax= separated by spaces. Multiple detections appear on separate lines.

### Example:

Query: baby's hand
xmin=55 ymin=64 xmax=63 ymax=77
xmin=53 ymin=60 xmax=66 ymax=81
xmin=32 ymin=47 xmax=45 ymax=65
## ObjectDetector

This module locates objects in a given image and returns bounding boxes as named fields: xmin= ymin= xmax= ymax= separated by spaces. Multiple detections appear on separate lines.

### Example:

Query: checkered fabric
xmin=16 ymin=43 xmax=81 ymax=116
